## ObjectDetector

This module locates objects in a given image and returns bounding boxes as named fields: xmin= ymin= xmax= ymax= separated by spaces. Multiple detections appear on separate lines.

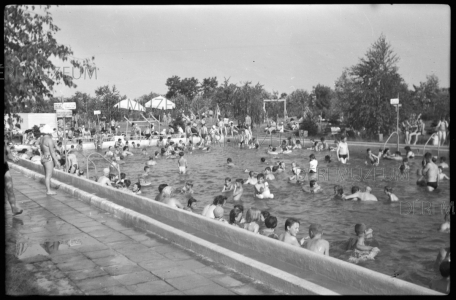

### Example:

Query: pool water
xmin=79 ymin=142 xmax=450 ymax=288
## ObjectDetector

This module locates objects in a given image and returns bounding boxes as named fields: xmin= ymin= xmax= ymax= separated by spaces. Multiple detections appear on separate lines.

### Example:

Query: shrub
xmin=299 ymin=118 xmax=318 ymax=136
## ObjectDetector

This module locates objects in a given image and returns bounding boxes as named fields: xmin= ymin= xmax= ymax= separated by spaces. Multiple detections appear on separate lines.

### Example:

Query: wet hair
xmin=395 ymin=151 xmax=401 ymax=156
xmin=256 ymin=173 xmax=265 ymax=180
xmin=109 ymin=174 xmax=117 ymax=181
xmin=404 ymin=146 xmax=411 ymax=152
xmin=158 ymin=183 xmax=168 ymax=193
xmin=185 ymin=181 xmax=194 ymax=187
xmin=272 ymin=165 xmax=279 ymax=172
xmin=235 ymin=178 xmax=244 ymax=185
xmin=402 ymin=157 xmax=409 ymax=163
xmin=336 ymin=186 xmax=344 ymax=195
xmin=261 ymin=211 xmax=270 ymax=219
xmin=431 ymin=156 xmax=437 ymax=163
xmin=325 ymin=155 xmax=331 ymax=162
xmin=227 ymin=158 xmax=232 ymax=163
xmin=424 ymin=152 xmax=432 ymax=160
xmin=383 ymin=148 xmax=389 ymax=155
xmin=58 ymin=158 xmax=66 ymax=166
xmin=366 ymin=148 xmax=371 ymax=152
xmin=438 ymin=166 xmax=443 ymax=171
xmin=225 ymin=177 xmax=231 ymax=182
xmin=284 ymin=218 xmax=300 ymax=231
xmin=187 ymin=197 xmax=197 ymax=208
xmin=249 ymin=171 xmax=255 ymax=177
xmin=296 ymin=140 xmax=301 ymax=144
xmin=179 ymin=152 xmax=184 ymax=156
xmin=272 ymin=147 xmax=277 ymax=151
xmin=351 ymin=186 xmax=360 ymax=193
xmin=245 ymin=208 xmax=261 ymax=223
xmin=265 ymin=167 xmax=271 ymax=172
xmin=212 ymin=195 xmax=227 ymax=205
xmin=234 ymin=204 xmax=244 ymax=213
xmin=355 ymin=223 xmax=366 ymax=235
xmin=310 ymin=180 xmax=316 ymax=187
xmin=171 ymin=151 xmax=176 ymax=155
xmin=309 ymin=223 xmax=323 ymax=237
xmin=309 ymin=154 xmax=316 ymax=160
xmin=123 ymin=146 xmax=128 ymax=151
xmin=265 ymin=216 xmax=278 ymax=229
xmin=320 ymin=137 xmax=325 ymax=142
xmin=384 ymin=186 xmax=393 ymax=193
xmin=260 ymin=157 xmax=266 ymax=162
xmin=144 ymin=166 xmax=149 ymax=171
xmin=120 ymin=172 xmax=126 ymax=179
xmin=440 ymin=157 xmax=446 ymax=162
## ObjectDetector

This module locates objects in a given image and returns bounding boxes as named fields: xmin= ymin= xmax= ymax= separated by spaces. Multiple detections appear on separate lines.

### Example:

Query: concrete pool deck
xmin=5 ymin=168 xmax=284 ymax=295
xmin=7 ymin=159 xmax=443 ymax=295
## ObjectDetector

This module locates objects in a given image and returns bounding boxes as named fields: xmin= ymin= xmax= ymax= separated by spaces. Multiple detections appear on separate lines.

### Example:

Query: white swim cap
xmin=103 ymin=168 xmax=109 ymax=174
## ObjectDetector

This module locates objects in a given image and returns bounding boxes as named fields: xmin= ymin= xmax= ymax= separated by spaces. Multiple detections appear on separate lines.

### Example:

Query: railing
xmin=85 ymin=152 xmax=121 ymax=180
xmin=382 ymin=131 xmax=399 ymax=151
xmin=422 ymin=133 xmax=441 ymax=157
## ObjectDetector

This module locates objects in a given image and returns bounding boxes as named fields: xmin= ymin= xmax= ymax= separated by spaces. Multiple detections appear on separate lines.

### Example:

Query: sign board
xmin=390 ymin=98 xmax=399 ymax=105
xmin=94 ymin=110 xmax=101 ymax=115
xmin=54 ymin=102 xmax=76 ymax=110
xmin=56 ymin=109 xmax=72 ymax=117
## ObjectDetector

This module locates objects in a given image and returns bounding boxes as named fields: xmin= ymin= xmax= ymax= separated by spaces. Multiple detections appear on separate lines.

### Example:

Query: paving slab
xmin=6 ymin=168 xmax=284 ymax=295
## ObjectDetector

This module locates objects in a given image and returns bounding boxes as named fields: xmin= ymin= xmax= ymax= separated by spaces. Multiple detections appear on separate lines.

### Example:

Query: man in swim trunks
xmin=67 ymin=148 xmax=79 ymax=174
xmin=336 ymin=135 xmax=349 ymax=164
xmin=177 ymin=152 xmax=187 ymax=174
xmin=344 ymin=186 xmax=378 ymax=201
xmin=4 ymin=142 xmax=24 ymax=215
xmin=422 ymin=152 xmax=439 ymax=191
xmin=39 ymin=134 xmax=61 ymax=195
xmin=305 ymin=224 xmax=329 ymax=256
xmin=346 ymin=223 xmax=378 ymax=254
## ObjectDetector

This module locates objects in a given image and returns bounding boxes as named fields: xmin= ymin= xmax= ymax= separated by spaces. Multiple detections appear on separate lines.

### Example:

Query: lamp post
xmin=390 ymin=96 xmax=401 ymax=151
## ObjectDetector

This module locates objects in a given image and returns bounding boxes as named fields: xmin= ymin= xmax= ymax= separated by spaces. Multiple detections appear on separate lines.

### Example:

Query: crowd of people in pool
xmin=5 ymin=124 xmax=450 ymax=293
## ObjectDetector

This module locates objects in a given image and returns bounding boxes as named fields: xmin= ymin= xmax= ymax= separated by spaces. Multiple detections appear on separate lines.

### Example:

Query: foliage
xmin=299 ymin=118 xmax=319 ymax=136
xmin=4 ymin=5 xmax=96 ymax=115
xmin=94 ymin=85 xmax=123 ymax=121
xmin=286 ymin=89 xmax=312 ymax=118
xmin=334 ymin=34 xmax=407 ymax=136
xmin=312 ymin=84 xmax=332 ymax=116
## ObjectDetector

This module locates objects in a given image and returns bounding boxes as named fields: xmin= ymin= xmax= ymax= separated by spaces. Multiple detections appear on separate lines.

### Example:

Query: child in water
xmin=177 ymin=152 xmax=187 ymax=174
xmin=184 ymin=197 xmax=198 ymax=213
xmin=222 ymin=177 xmax=235 ymax=193
xmin=289 ymin=162 xmax=304 ymax=183
xmin=365 ymin=148 xmax=380 ymax=166
xmin=232 ymin=179 xmax=244 ymax=201
xmin=293 ymin=139 xmax=302 ymax=149
xmin=227 ymin=158 xmax=235 ymax=167
xmin=384 ymin=186 xmax=399 ymax=201
xmin=438 ymin=166 xmax=450 ymax=180
xmin=333 ymin=185 xmax=345 ymax=200
xmin=439 ymin=157 xmax=449 ymax=169
xmin=264 ymin=167 xmax=275 ymax=180
xmin=181 ymin=181 xmax=194 ymax=196
xmin=399 ymin=157 xmax=410 ymax=174
xmin=303 ymin=180 xmax=321 ymax=193
xmin=346 ymin=223 xmax=379 ymax=263
xmin=255 ymin=174 xmax=274 ymax=199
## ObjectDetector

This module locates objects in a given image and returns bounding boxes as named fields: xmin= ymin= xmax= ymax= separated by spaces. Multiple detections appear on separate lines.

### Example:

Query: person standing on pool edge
xmin=4 ymin=142 xmax=23 ymax=215
xmin=336 ymin=135 xmax=349 ymax=164
xmin=39 ymin=134 xmax=61 ymax=195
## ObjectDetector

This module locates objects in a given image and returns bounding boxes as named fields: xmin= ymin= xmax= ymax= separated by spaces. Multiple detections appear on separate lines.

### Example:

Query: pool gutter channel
xmin=10 ymin=159 xmax=443 ymax=295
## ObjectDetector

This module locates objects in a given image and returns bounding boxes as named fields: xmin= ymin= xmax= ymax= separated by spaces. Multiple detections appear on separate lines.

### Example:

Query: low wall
xmin=13 ymin=158 xmax=441 ymax=295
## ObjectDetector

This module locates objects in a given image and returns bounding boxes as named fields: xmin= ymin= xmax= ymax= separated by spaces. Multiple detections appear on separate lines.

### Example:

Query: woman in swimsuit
xmin=436 ymin=117 xmax=448 ymax=146
xmin=402 ymin=118 xmax=411 ymax=144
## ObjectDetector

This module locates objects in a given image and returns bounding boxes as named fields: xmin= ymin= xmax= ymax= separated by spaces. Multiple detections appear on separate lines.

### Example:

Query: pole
xmin=397 ymin=103 xmax=399 ymax=152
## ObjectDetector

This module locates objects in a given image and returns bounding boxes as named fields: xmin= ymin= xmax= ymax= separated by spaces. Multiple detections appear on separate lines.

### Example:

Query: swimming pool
xmin=79 ymin=142 xmax=450 ymax=288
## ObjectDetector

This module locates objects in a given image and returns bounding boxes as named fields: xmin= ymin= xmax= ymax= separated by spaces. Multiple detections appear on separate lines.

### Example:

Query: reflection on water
xmin=15 ymin=239 xmax=82 ymax=259
xmin=81 ymin=144 xmax=450 ymax=288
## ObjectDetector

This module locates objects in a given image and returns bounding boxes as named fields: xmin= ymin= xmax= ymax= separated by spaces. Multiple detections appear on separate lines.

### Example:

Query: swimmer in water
xmin=365 ymin=148 xmax=380 ymax=166
xmin=404 ymin=146 xmax=415 ymax=159
xmin=399 ymin=157 xmax=410 ymax=174
xmin=161 ymin=186 xmax=184 ymax=209
xmin=439 ymin=211 xmax=450 ymax=233
xmin=105 ymin=146 xmax=114 ymax=157
xmin=264 ymin=167 xmax=275 ymax=180
xmin=421 ymin=152 xmax=440 ymax=192
xmin=289 ymin=162 xmax=304 ymax=183
xmin=259 ymin=216 xmax=279 ymax=240
xmin=346 ymin=223 xmax=377 ymax=251
xmin=302 ymin=180 xmax=321 ymax=193
xmin=255 ymin=174 xmax=274 ymax=199
xmin=333 ymin=185 xmax=345 ymax=200
xmin=325 ymin=155 xmax=332 ymax=164
xmin=232 ymin=179 xmax=244 ymax=201
xmin=336 ymin=135 xmax=350 ymax=164
xmin=146 ymin=156 xmax=156 ymax=166
xmin=429 ymin=260 xmax=450 ymax=294
xmin=180 ymin=181 xmax=194 ymax=196
xmin=438 ymin=166 xmax=450 ymax=181
xmin=139 ymin=166 xmax=152 ymax=186
xmin=226 ymin=158 xmax=235 ymax=167
xmin=344 ymin=186 xmax=378 ymax=201
xmin=222 ymin=177 xmax=235 ymax=193
xmin=244 ymin=171 xmax=258 ymax=185
xmin=132 ymin=182 xmax=142 ymax=195
xmin=268 ymin=146 xmax=279 ymax=155
xmin=305 ymin=224 xmax=329 ymax=256
xmin=279 ymin=218 xmax=306 ymax=247
xmin=309 ymin=153 xmax=318 ymax=174
xmin=109 ymin=155 xmax=120 ymax=175
xmin=121 ymin=146 xmax=134 ymax=159
xmin=184 ymin=197 xmax=198 ymax=213
xmin=384 ymin=186 xmax=399 ymax=201
xmin=177 ymin=152 xmax=187 ymax=174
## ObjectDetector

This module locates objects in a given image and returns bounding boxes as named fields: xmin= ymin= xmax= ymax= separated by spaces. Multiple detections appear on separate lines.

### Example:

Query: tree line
xmin=4 ymin=5 xmax=449 ymax=137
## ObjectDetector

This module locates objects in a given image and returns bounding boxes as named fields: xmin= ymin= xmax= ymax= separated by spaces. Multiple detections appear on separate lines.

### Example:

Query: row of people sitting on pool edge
xmin=95 ymin=167 xmax=143 ymax=195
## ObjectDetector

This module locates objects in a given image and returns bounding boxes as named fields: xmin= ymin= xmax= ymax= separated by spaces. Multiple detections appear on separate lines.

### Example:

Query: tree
xmin=179 ymin=77 xmax=200 ymax=101
xmin=200 ymin=77 xmax=218 ymax=98
xmin=165 ymin=75 xmax=181 ymax=99
xmin=4 ymin=5 xmax=96 ymax=115
xmin=94 ymin=85 xmax=122 ymax=122
xmin=334 ymin=34 xmax=406 ymax=136
xmin=312 ymin=84 xmax=332 ymax=113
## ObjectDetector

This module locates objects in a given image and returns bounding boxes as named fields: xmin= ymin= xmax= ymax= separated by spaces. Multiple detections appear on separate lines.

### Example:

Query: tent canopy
xmin=144 ymin=96 xmax=175 ymax=110
xmin=113 ymin=99 xmax=145 ymax=112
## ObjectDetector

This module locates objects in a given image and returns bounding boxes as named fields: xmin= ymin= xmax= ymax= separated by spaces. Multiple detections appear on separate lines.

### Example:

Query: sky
xmin=47 ymin=4 xmax=450 ymax=100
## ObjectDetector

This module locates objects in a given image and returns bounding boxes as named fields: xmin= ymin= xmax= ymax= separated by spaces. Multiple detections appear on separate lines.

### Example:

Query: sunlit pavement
xmin=5 ymin=168 xmax=283 ymax=295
